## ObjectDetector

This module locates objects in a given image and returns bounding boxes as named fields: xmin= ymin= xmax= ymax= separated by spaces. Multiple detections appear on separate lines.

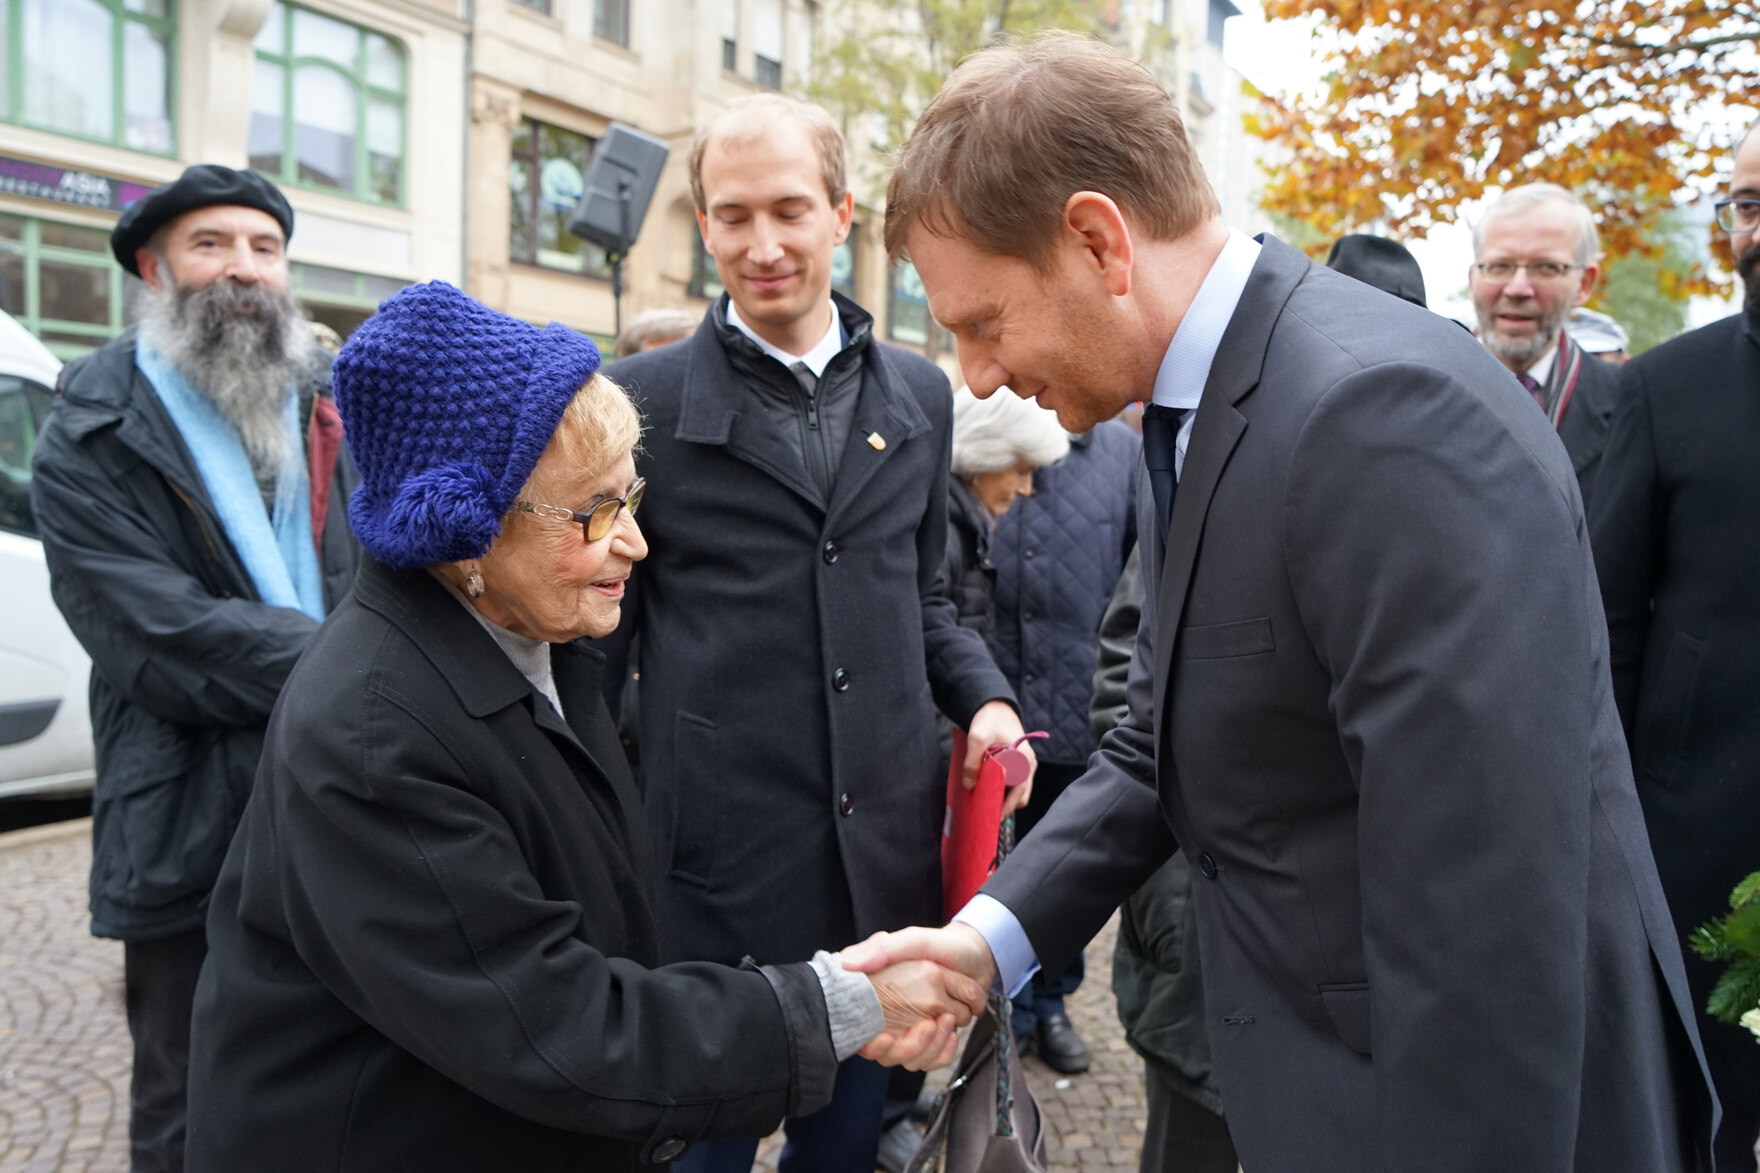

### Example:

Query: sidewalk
xmin=0 ymin=820 xmax=1148 ymax=1172
xmin=0 ymin=819 xmax=130 ymax=1172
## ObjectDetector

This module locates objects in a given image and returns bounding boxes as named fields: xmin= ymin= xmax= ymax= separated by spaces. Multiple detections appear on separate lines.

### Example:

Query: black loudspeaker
xmin=568 ymin=123 xmax=671 ymax=257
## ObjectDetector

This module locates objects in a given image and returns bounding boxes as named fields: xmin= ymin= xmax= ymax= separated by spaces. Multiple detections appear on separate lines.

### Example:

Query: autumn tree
xmin=1249 ymin=0 xmax=1758 ymax=285
xmin=805 ymin=0 xmax=1106 ymax=171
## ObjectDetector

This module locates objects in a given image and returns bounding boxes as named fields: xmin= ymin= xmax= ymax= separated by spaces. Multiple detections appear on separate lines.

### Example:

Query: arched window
xmin=3 ymin=0 xmax=176 ymax=154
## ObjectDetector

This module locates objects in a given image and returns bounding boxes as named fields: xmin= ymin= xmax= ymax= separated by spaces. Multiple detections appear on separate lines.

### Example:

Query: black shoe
xmin=1035 ymin=1012 xmax=1090 ymax=1074
xmin=877 ymin=1118 xmax=924 ymax=1173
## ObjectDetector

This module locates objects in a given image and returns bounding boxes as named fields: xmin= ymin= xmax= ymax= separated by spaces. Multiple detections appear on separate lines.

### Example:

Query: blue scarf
xmin=136 ymin=344 xmax=326 ymax=621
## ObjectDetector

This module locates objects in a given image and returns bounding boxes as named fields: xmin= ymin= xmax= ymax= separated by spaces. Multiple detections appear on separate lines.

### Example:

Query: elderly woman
xmin=184 ymin=284 xmax=978 ymax=1172
xmin=941 ymin=388 xmax=1069 ymax=640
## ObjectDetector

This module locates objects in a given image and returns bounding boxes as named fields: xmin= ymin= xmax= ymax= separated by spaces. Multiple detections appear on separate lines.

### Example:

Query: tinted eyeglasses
xmin=513 ymin=477 xmax=645 ymax=543
xmin=1715 ymin=198 xmax=1760 ymax=233
xmin=1473 ymin=260 xmax=1580 ymax=282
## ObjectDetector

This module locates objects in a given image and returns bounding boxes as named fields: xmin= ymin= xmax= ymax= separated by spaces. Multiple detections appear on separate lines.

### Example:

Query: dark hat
xmin=332 ymin=281 xmax=603 ymax=569
xmin=110 ymin=164 xmax=294 ymax=277
xmin=1325 ymin=234 xmax=1427 ymax=308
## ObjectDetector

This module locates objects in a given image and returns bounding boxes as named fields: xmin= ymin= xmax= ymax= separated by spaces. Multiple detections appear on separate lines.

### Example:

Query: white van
xmin=0 ymin=312 xmax=94 ymax=798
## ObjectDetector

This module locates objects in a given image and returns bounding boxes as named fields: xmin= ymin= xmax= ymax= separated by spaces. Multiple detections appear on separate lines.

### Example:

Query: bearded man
xmin=1589 ymin=120 xmax=1760 ymax=1173
xmin=29 ymin=165 xmax=360 ymax=1173
xmin=1467 ymin=183 xmax=1623 ymax=508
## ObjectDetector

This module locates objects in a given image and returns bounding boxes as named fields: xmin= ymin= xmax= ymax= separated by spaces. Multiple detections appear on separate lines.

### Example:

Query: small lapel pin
xmin=867 ymin=432 xmax=886 ymax=450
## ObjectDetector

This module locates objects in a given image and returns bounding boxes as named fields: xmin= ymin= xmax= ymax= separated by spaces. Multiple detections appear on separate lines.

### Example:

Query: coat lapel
xmin=1150 ymin=237 xmax=1309 ymax=726
xmin=824 ymin=346 xmax=933 ymax=529
xmin=672 ymin=321 xmax=824 ymax=506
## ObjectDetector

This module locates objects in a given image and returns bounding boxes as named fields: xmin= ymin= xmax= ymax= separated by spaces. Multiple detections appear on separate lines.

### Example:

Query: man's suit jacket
xmin=984 ymin=237 xmax=1716 ymax=1172
xmin=601 ymin=303 xmax=1010 ymax=967
xmin=1589 ymin=305 xmax=1760 ymax=1048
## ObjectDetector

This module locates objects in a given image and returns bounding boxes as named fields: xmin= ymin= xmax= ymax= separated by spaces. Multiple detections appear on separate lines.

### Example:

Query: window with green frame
xmin=250 ymin=3 xmax=406 ymax=205
xmin=0 ymin=213 xmax=125 ymax=359
xmin=509 ymin=118 xmax=611 ymax=279
xmin=1 ymin=0 xmax=177 ymax=154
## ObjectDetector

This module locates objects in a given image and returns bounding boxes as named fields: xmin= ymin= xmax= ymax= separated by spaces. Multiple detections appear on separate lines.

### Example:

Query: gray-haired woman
xmin=942 ymin=387 xmax=1070 ymax=642
xmin=184 ymin=283 xmax=980 ymax=1173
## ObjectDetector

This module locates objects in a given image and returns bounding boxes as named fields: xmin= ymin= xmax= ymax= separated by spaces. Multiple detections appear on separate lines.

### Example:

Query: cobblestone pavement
xmin=0 ymin=818 xmax=1146 ymax=1173
xmin=759 ymin=912 xmax=1148 ymax=1172
xmin=0 ymin=819 xmax=130 ymax=1173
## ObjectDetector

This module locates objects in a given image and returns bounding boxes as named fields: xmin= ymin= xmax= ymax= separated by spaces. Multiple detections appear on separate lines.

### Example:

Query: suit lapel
xmin=824 ymin=346 xmax=932 ymax=528
xmin=1150 ymin=237 xmax=1310 ymax=724
xmin=672 ymin=321 xmax=824 ymax=506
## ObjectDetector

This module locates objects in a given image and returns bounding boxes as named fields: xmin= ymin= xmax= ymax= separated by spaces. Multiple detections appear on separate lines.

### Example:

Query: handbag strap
xmin=993 ymin=813 xmax=1017 ymax=1137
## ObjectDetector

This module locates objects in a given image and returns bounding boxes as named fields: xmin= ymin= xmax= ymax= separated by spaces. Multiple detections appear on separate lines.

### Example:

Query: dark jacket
xmin=1588 ymin=304 xmax=1760 ymax=1137
xmin=601 ymin=294 xmax=1013 ymax=967
xmin=1096 ymin=546 xmax=1224 ymax=1115
xmin=1549 ymin=328 xmax=1622 ymax=509
xmin=29 ymin=332 xmax=359 ymax=941
xmin=987 ymin=240 xmax=1715 ymax=1171
xmin=991 ymin=421 xmax=1139 ymax=764
xmin=186 ymin=560 xmax=837 ymax=1172
xmin=940 ymin=477 xmax=996 ymax=642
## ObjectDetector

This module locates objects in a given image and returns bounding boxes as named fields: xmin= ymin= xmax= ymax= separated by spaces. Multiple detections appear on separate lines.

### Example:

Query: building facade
xmin=0 ymin=0 xmax=467 ymax=359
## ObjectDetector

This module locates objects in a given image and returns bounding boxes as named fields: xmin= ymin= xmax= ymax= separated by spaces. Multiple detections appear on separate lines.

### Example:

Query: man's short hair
xmin=884 ymin=32 xmax=1220 ymax=267
xmin=689 ymin=94 xmax=848 ymax=212
xmin=613 ymin=307 xmax=699 ymax=359
xmin=1472 ymin=183 xmax=1601 ymax=269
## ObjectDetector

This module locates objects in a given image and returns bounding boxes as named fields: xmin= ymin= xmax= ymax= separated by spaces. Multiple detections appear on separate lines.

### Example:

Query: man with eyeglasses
xmin=1589 ymin=119 xmax=1760 ymax=1173
xmin=1467 ymin=183 xmax=1623 ymax=505
xmin=28 ymin=165 xmax=362 ymax=1173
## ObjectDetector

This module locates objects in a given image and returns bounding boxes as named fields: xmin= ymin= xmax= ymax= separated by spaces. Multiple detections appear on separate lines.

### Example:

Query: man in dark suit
xmin=1467 ymin=183 xmax=1622 ymax=506
xmin=1589 ymin=120 xmax=1760 ymax=1173
xmin=600 ymin=93 xmax=1024 ymax=1173
xmin=846 ymin=35 xmax=1717 ymax=1171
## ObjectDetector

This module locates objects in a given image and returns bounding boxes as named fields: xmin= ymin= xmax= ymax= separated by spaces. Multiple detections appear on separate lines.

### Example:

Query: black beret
xmin=1325 ymin=234 xmax=1427 ymax=308
xmin=110 ymin=164 xmax=294 ymax=277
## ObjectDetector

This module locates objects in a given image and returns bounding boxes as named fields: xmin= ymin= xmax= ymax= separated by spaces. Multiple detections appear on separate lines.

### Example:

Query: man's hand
xmin=966 ymin=699 xmax=1036 ymax=817
xmin=854 ymin=956 xmax=986 ymax=1070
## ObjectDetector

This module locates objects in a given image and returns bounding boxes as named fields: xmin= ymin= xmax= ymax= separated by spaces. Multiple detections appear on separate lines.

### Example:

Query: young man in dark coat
xmin=848 ymin=36 xmax=1717 ymax=1172
xmin=600 ymin=94 xmax=1025 ymax=1173
xmin=1588 ymin=120 xmax=1760 ymax=1173
xmin=28 ymin=165 xmax=360 ymax=1173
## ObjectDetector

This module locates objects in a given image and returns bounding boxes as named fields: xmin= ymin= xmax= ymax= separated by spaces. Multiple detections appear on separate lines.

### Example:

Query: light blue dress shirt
xmin=953 ymin=228 xmax=1263 ymax=996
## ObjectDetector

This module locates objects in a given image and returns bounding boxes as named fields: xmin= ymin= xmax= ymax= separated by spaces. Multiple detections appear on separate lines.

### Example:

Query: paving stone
xmin=1 ymin=820 xmax=1154 ymax=1173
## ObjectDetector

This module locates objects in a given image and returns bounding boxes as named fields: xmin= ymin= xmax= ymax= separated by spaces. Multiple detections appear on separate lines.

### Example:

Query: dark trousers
xmin=124 ymin=927 xmax=207 ymax=1173
xmin=673 ymin=1055 xmax=889 ymax=1173
xmin=1141 ymin=1062 xmax=1239 ymax=1173
xmin=1011 ymin=760 xmax=1088 ymax=1037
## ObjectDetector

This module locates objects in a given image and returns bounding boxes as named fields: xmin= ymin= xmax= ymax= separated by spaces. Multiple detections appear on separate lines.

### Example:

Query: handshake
xmin=838 ymin=923 xmax=1002 ymax=1071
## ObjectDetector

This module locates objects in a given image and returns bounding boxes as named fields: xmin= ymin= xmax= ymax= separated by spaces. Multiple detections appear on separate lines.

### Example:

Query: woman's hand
xmin=857 ymin=957 xmax=987 ymax=1070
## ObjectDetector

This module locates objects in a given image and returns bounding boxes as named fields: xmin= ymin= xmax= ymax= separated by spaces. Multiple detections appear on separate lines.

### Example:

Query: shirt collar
xmin=1150 ymin=228 xmax=1262 ymax=411
xmin=1523 ymin=339 xmax=1559 ymax=386
xmin=725 ymin=299 xmax=845 ymax=377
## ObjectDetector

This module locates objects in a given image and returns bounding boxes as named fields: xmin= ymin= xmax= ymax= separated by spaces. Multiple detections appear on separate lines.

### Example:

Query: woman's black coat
xmin=186 ymin=559 xmax=836 ymax=1172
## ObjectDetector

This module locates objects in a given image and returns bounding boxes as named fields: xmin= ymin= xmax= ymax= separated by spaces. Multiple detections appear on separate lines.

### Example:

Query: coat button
xmin=840 ymin=792 xmax=854 ymax=816
xmin=1198 ymin=852 xmax=1218 ymax=879
xmin=822 ymin=540 xmax=840 ymax=564
xmin=652 ymin=1139 xmax=686 ymax=1161
xmin=1024 ymin=547 xmax=1036 ymax=559
xmin=832 ymin=668 xmax=850 ymax=691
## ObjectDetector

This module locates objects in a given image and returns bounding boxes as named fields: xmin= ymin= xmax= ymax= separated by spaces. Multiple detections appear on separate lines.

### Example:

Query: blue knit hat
xmin=333 ymin=281 xmax=602 ymax=568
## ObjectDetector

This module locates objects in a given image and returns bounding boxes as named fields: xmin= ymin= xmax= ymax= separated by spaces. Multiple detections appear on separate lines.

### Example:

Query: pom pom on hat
xmin=333 ymin=282 xmax=602 ymax=568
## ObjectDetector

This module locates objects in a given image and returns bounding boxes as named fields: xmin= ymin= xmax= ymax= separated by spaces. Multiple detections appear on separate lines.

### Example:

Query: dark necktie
xmin=1517 ymin=372 xmax=1543 ymax=405
xmin=1141 ymin=404 xmax=1188 ymax=539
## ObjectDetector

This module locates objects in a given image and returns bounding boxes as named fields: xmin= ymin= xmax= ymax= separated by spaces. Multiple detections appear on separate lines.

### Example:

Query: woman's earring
xmin=466 ymin=566 xmax=485 ymax=599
